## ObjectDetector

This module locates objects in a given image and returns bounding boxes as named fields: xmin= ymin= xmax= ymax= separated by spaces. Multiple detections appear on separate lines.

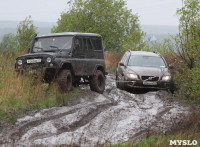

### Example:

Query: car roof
xmin=37 ymin=32 xmax=101 ymax=38
xmin=129 ymin=51 xmax=160 ymax=57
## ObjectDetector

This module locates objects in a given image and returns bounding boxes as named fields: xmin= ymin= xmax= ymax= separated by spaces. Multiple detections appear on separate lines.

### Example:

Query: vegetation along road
xmin=0 ymin=74 xmax=190 ymax=146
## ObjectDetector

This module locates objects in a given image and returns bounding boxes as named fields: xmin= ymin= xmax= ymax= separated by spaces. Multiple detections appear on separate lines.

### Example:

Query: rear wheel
xmin=90 ymin=70 xmax=105 ymax=94
xmin=118 ymin=76 xmax=125 ymax=90
xmin=116 ymin=73 xmax=120 ymax=88
xmin=58 ymin=69 xmax=72 ymax=92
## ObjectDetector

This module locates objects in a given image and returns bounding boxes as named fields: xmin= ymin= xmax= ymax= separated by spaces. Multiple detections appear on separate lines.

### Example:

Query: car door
xmin=72 ymin=37 xmax=86 ymax=76
xmin=84 ymin=37 xmax=95 ymax=76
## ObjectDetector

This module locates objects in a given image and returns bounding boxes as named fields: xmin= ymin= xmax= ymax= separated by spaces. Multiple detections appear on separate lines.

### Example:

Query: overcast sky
xmin=0 ymin=0 xmax=182 ymax=26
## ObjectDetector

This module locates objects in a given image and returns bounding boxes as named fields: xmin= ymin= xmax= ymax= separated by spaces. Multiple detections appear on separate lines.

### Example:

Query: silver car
xmin=116 ymin=51 xmax=174 ymax=91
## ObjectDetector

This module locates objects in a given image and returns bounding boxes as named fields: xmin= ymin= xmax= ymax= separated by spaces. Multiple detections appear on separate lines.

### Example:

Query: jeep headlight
xmin=47 ymin=57 xmax=51 ymax=63
xmin=17 ymin=59 xmax=22 ymax=65
xmin=126 ymin=73 xmax=138 ymax=79
xmin=162 ymin=75 xmax=171 ymax=81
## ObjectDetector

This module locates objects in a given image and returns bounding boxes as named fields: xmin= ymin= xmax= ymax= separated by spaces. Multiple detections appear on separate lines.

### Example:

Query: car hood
xmin=16 ymin=52 xmax=56 ymax=59
xmin=126 ymin=66 xmax=170 ymax=77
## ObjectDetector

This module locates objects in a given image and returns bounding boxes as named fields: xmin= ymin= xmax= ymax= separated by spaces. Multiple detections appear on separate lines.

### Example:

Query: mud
xmin=0 ymin=74 xmax=191 ymax=146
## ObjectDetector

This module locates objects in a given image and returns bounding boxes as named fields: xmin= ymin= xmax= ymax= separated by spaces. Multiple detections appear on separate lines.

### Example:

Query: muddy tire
xmin=116 ymin=74 xmax=120 ymax=88
xmin=58 ymin=69 xmax=72 ymax=92
xmin=118 ymin=76 xmax=125 ymax=90
xmin=90 ymin=70 xmax=105 ymax=94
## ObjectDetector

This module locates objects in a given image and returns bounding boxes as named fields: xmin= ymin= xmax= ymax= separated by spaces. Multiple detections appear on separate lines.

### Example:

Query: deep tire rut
xmin=28 ymin=102 xmax=116 ymax=142
xmin=12 ymin=107 xmax=81 ymax=139
xmin=0 ymin=74 xmax=191 ymax=146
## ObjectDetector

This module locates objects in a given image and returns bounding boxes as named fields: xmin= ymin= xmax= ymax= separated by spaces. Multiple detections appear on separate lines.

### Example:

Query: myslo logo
xmin=169 ymin=140 xmax=197 ymax=146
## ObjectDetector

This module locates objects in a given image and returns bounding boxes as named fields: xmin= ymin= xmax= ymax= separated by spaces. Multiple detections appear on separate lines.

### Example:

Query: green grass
xmin=112 ymin=133 xmax=200 ymax=147
xmin=0 ymin=52 xmax=85 ymax=132
xmin=133 ymin=131 xmax=200 ymax=147
xmin=111 ymin=108 xmax=200 ymax=147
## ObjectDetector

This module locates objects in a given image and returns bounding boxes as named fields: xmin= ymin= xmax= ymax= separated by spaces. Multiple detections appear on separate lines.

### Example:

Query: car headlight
xmin=126 ymin=73 xmax=138 ymax=79
xmin=162 ymin=75 xmax=172 ymax=81
xmin=47 ymin=57 xmax=52 ymax=63
xmin=17 ymin=60 xmax=22 ymax=65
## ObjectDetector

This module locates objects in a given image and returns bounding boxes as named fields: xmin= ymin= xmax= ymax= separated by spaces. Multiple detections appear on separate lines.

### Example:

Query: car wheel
xmin=169 ymin=85 xmax=175 ymax=94
xmin=116 ymin=73 xmax=120 ymax=88
xmin=118 ymin=76 xmax=125 ymax=90
xmin=90 ymin=70 xmax=105 ymax=94
xmin=58 ymin=69 xmax=72 ymax=92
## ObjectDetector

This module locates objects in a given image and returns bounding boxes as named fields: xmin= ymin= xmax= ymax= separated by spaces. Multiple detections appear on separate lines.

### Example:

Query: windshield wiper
xmin=50 ymin=45 xmax=63 ymax=52
xmin=34 ymin=46 xmax=43 ymax=50
xmin=42 ymin=49 xmax=57 ymax=52
xmin=50 ymin=45 xmax=58 ymax=49
xmin=34 ymin=46 xmax=43 ymax=52
xmin=49 ymin=45 xmax=70 ymax=53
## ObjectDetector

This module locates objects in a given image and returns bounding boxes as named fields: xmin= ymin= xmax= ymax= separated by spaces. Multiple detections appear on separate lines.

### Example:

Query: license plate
xmin=29 ymin=69 xmax=37 ymax=74
xmin=143 ymin=81 xmax=157 ymax=86
xmin=27 ymin=59 xmax=41 ymax=64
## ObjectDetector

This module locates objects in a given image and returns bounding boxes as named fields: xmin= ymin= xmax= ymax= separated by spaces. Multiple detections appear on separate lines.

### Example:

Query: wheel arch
xmin=58 ymin=62 xmax=75 ymax=76
xmin=94 ymin=65 xmax=106 ymax=76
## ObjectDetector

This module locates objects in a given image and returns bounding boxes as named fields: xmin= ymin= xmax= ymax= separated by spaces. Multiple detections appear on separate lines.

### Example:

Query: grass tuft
xmin=0 ymin=52 xmax=84 ymax=131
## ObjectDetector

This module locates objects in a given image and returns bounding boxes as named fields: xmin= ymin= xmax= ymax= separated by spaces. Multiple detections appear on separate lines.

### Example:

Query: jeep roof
xmin=37 ymin=32 xmax=102 ymax=38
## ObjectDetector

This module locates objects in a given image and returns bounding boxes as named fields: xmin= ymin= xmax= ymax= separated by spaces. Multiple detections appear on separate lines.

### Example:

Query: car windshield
xmin=33 ymin=36 xmax=73 ymax=52
xmin=128 ymin=55 xmax=166 ymax=68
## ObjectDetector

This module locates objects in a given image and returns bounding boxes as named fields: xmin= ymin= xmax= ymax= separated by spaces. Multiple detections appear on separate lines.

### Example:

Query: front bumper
xmin=15 ymin=60 xmax=58 ymax=71
xmin=15 ymin=62 xmax=58 ymax=76
xmin=124 ymin=79 xmax=172 ymax=90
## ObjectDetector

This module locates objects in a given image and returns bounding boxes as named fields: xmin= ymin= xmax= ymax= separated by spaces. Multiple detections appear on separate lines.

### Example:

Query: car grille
xmin=23 ymin=57 xmax=45 ymax=69
xmin=141 ymin=76 xmax=159 ymax=81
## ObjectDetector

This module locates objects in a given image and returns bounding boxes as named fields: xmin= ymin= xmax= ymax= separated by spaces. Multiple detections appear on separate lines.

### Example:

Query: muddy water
xmin=0 ymin=74 xmax=190 ymax=146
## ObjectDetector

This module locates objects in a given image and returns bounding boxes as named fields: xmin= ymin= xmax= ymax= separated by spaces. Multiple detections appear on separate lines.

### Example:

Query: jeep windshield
xmin=32 ymin=36 xmax=73 ymax=53
xmin=128 ymin=55 xmax=166 ymax=68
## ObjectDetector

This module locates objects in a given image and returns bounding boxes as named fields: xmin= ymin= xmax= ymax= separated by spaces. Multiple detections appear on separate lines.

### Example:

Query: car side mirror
xmin=119 ymin=62 xmax=125 ymax=66
xmin=169 ymin=64 xmax=173 ymax=69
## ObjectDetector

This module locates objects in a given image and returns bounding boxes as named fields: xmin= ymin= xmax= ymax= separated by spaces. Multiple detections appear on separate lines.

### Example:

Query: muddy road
xmin=0 ymin=74 xmax=190 ymax=146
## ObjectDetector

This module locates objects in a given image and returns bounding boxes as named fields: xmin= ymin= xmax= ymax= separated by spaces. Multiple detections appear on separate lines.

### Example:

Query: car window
xmin=87 ymin=38 xmax=93 ymax=50
xmin=128 ymin=55 xmax=166 ymax=68
xmin=124 ymin=53 xmax=130 ymax=64
xmin=33 ymin=36 xmax=73 ymax=52
xmin=83 ymin=38 xmax=93 ymax=50
xmin=83 ymin=38 xmax=87 ymax=50
xmin=91 ymin=37 xmax=102 ymax=50
xmin=74 ymin=37 xmax=83 ymax=50
xmin=121 ymin=52 xmax=129 ymax=64
xmin=121 ymin=55 xmax=126 ymax=63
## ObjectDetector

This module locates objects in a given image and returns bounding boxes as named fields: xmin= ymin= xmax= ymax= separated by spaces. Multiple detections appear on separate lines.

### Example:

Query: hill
xmin=141 ymin=25 xmax=178 ymax=35
xmin=0 ymin=20 xmax=56 ymax=41
xmin=0 ymin=20 xmax=179 ymax=42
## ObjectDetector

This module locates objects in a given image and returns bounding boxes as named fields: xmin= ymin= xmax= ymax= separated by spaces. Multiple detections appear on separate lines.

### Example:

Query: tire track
xmin=0 ymin=74 xmax=191 ymax=146
xmin=28 ymin=101 xmax=116 ymax=142
xmin=12 ymin=107 xmax=81 ymax=139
